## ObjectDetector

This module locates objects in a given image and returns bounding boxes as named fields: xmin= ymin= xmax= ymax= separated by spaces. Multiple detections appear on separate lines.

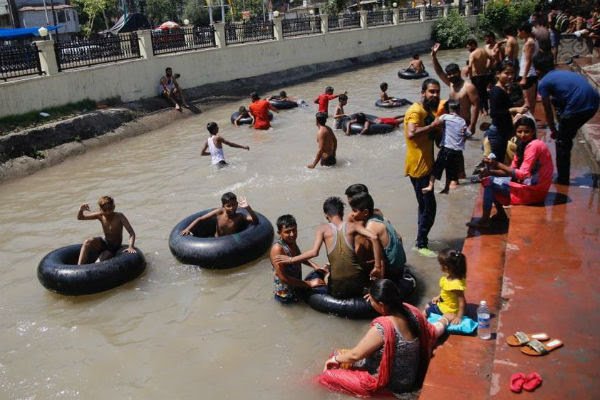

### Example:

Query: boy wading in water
xmin=181 ymin=192 xmax=258 ymax=237
xmin=77 ymin=196 xmax=136 ymax=265
xmin=308 ymin=112 xmax=337 ymax=168
xmin=201 ymin=122 xmax=250 ymax=167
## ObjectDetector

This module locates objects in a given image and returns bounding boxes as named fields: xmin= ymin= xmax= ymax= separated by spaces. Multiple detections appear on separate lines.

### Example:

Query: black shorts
xmin=519 ymin=76 xmax=538 ymax=90
xmin=321 ymin=155 xmax=336 ymax=166
xmin=432 ymin=147 xmax=463 ymax=182
xmin=99 ymin=238 xmax=122 ymax=254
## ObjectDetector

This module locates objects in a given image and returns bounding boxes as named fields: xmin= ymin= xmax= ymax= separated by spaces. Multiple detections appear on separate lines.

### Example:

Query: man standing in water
xmin=307 ymin=112 xmax=337 ymax=168
xmin=466 ymin=39 xmax=491 ymax=115
xmin=404 ymin=79 xmax=441 ymax=257
xmin=249 ymin=92 xmax=278 ymax=130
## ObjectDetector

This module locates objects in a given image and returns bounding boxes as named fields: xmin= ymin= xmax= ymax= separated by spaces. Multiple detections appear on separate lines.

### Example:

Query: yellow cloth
xmin=403 ymin=102 xmax=435 ymax=178
xmin=437 ymin=276 xmax=466 ymax=315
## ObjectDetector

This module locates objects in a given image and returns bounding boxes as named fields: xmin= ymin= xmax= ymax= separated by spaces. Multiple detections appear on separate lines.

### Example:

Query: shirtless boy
xmin=407 ymin=54 xmax=425 ymax=73
xmin=308 ymin=112 xmax=337 ymax=168
xmin=159 ymin=67 xmax=187 ymax=111
xmin=466 ymin=39 xmax=492 ymax=114
xmin=77 ymin=196 xmax=136 ymax=265
xmin=274 ymin=197 xmax=384 ymax=298
xmin=333 ymin=94 xmax=348 ymax=130
xmin=502 ymin=27 xmax=520 ymax=68
xmin=181 ymin=192 xmax=258 ymax=237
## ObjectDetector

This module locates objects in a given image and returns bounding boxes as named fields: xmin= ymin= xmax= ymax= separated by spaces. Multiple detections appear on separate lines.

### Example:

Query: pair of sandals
xmin=506 ymin=331 xmax=564 ymax=356
xmin=510 ymin=372 xmax=543 ymax=393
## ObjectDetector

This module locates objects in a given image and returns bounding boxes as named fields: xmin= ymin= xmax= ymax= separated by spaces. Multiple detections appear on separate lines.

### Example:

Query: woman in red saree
xmin=318 ymin=279 xmax=447 ymax=397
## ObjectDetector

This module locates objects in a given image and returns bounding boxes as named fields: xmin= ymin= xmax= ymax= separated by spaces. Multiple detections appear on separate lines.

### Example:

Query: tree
xmin=73 ymin=0 xmax=118 ymax=36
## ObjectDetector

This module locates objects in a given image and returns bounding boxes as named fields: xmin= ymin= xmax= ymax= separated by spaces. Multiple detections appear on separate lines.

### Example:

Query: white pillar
xmin=360 ymin=10 xmax=368 ymax=29
xmin=273 ymin=16 xmax=283 ymax=40
xmin=35 ymin=39 xmax=59 ymax=76
xmin=393 ymin=8 xmax=400 ymax=25
xmin=320 ymin=13 xmax=329 ymax=33
xmin=137 ymin=30 xmax=154 ymax=60
xmin=213 ymin=22 xmax=227 ymax=48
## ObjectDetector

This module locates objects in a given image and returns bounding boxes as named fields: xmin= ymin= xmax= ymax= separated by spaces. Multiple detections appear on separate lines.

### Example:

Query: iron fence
xmin=282 ymin=15 xmax=322 ymax=37
xmin=403 ymin=8 xmax=421 ymax=22
xmin=328 ymin=13 xmax=361 ymax=32
xmin=425 ymin=6 xmax=444 ymax=20
xmin=0 ymin=42 xmax=44 ymax=81
xmin=367 ymin=10 xmax=394 ymax=27
xmin=151 ymin=25 xmax=216 ymax=55
xmin=55 ymin=32 xmax=140 ymax=71
xmin=225 ymin=20 xmax=275 ymax=44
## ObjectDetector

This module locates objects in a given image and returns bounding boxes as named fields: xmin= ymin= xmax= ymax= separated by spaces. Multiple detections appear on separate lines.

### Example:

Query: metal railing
xmin=403 ymin=8 xmax=421 ymax=22
xmin=282 ymin=15 xmax=322 ymax=37
xmin=425 ymin=6 xmax=444 ymax=20
xmin=151 ymin=25 xmax=216 ymax=55
xmin=55 ymin=32 xmax=140 ymax=71
xmin=225 ymin=20 xmax=275 ymax=44
xmin=328 ymin=13 xmax=361 ymax=32
xmin=0 ymin=43 xmax=44 ymax=81
xmin=367 ymin=10 xmax=394 ymax=27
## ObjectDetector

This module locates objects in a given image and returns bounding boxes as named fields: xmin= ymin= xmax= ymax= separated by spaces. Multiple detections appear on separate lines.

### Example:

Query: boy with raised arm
xmin=201 ymin=122 xmax=249 ymax=167
xmin=77 ymin=196 xmax=136 ymax=265
xmin=181 ymin=192 xmax=258 ymax=237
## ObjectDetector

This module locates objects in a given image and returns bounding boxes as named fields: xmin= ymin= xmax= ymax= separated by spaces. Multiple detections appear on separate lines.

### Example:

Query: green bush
xmin=477 ymin=0 xmax=537 ymax=35
xmin=432 ymin=10 xmax=472 ymax=49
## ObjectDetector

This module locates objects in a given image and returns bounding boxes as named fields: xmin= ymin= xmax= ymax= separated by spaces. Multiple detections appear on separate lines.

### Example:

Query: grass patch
xmin=0 ymin=99 xmax=98 ymax=135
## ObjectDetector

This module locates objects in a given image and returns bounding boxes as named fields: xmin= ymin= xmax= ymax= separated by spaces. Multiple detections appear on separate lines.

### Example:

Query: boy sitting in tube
xmin=76 ymin=196 xmax=136 ymax=265
xmin=181 ymin=192 xmax=258 ymax=237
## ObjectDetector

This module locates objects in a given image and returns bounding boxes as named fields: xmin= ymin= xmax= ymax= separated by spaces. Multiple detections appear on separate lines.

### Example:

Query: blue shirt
xmin=538 ymin=70 xmax=600 ymax=117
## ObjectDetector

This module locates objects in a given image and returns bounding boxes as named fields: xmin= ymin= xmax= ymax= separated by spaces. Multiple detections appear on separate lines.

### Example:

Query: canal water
xmin=1 ymin=49 xmax=590 ymax=399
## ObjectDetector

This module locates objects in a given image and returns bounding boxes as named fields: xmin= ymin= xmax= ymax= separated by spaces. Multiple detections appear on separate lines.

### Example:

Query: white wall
xmin=0 ymin=16 xmax=476 ymax=118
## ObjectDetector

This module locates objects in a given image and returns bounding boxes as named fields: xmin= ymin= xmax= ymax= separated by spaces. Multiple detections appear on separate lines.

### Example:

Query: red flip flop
xmin=510 ymin=372 xmax=526 ymax=393
xmin=523 ymin=372 xmax=543 ymax=392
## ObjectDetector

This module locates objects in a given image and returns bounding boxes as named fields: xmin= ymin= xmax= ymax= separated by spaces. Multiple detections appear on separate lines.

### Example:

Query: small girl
xmin=425 ymin=248 xmax=467 ymax=325
xmin=234 ymin=106 xmax=252 ymax=126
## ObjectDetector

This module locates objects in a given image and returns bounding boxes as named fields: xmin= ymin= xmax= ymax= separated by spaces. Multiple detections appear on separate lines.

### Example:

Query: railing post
xmin=393 ymin=8 xmax=400 ymax=25
xmin=35 ymin=39 xmax=59 ymax=76
xmin=443 ymin=4 xmax=449 ymax=17
xmin=137 ymin=30 xmax=154 ymax=60
xmin=273 ymin=15 xmax=283 ymax=40
xmin=360 ymin=10 xmax=368 ymax=29
xmin=321 ymin=13 xmax=329 ymax=33
xmin=420 ymin=7 xmax=426 ymax=22
xmin=213 ymin=22 xmax=227 ymax=48
xmin=465 ymin=3 xmax=471 ymax=16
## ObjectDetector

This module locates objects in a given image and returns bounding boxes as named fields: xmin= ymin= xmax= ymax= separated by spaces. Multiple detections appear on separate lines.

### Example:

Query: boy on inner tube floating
xmin=180 ymin=192 xmax=258 ymax=237
xmin=345 ymin=113 xmax=404 ymax=136
xmin=76 ymin=196 xmax=136 ymax=265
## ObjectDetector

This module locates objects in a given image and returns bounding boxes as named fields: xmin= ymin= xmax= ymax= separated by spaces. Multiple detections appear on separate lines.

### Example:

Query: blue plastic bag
xmin=428 ymin=313 xmax=478 ymax=335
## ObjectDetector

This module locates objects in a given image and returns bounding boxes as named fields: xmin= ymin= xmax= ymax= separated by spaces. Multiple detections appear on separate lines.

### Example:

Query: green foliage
xmin=72 ymin=0 xmax=117 ymax=36
xmin=321 ymin=0 xmax=351 ymax=15
xmin=477 ymin=0 xmax=537 ymax=35
xmin=432 ymin=10 xmax=471 ymax=49
xmin=0 ymin=99 xmax=97 ymax=135
xmin=147 ymin=0 xmax=179 ymax=24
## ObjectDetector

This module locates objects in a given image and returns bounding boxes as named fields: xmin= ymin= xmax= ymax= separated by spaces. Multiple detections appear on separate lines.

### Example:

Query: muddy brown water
xmin=1 ymin=49 xmax=575 ymax=399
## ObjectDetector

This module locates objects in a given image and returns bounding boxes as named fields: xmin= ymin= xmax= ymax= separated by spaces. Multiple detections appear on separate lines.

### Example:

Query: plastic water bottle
xmin=477 ymin=300 xmax=491 ymax=340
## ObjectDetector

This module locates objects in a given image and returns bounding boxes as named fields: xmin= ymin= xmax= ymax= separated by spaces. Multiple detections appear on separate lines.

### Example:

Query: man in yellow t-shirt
xmin=403 ymin=78 xmax=441 ymax=257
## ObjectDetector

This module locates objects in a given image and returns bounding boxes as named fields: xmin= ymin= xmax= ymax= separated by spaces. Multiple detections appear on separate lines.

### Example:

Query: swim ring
xmin=269 ymin=98 xmax=298 ymax=110
xmin=230 ymin=111 xmax=273 ymax=125
xmin=375 ymin=98 xmax=413 ymax=108
xmin=304 ymin=271 xmax=417 ymax=319
xmin=169 ymin=208 xmax=274 ymax=269
xmin=398 ymin=69 xmax=429 ymax=80
xmin=343 ymin=113 xmax=395 ymax=135
xmin=37 ymin=244 xmax=146 ymax=295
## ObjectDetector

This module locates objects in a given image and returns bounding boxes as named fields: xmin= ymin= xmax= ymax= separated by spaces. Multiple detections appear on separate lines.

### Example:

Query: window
xmin=58 ymin=10 xmax=66 ymax=23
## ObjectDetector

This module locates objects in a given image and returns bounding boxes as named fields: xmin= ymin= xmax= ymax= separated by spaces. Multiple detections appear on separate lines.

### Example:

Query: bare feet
xmin=449 ymin=180 xmax=459 ymax=190
xmin=175 ymin=104 xmax=181 ymax=111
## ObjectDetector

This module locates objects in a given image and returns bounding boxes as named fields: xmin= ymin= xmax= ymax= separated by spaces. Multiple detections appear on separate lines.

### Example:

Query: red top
xmin=249 ymin=99 xmax=271 ymax=130
xmin=317 ymin=93 xmax=336 ymax=113
xmin=378 ymin=117 xmax=401 ymax=127
xmin=508 ymin=139 xmax=553 ymax=205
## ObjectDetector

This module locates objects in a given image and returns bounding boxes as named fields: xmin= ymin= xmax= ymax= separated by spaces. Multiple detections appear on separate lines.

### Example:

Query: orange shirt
xmin=249 ymin=99 xmax=271 ymax=129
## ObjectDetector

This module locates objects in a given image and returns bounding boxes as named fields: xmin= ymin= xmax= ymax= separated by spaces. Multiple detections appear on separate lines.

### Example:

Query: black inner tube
xmin=269 ymin=98 xmax=298 ymax=110
xmin=169 ymin=209 xmax=274 ymax=269
xmin=398 ymin=69 xmax=430 ymax=80
xmin=37 ymin=244 xmax=146 ymax=296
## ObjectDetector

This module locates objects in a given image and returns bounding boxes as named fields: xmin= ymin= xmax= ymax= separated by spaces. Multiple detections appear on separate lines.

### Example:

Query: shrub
xmin=432 ymin=10 xmax=472 ymax=49
xmin=477 ymin=0 xmax=537 ymax=35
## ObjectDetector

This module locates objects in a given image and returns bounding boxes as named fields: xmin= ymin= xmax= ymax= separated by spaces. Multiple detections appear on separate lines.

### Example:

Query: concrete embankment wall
xmin=0 ymin=16 xmax=476 ymax=119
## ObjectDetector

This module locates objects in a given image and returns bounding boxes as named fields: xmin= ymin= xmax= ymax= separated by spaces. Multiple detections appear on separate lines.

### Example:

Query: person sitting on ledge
xmin=181 ymin=192 xmax=258 ymax=237
xmin=467 ymin=117 xmax=553 ymax=228
xmin=158 ymin=67 xmax=187 ymax=111
xmin=274 ymin=197 xmax=384 ymax=299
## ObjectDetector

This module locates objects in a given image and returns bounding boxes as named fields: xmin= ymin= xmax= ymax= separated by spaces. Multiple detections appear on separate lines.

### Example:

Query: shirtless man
xmin=502 ymin=27 xmax=520 ymax=68
xmin=484 ymin=32 xmax=502 ymax=69
xmin=77 ymin=196 xmax=136 ymax=265
xmin=274 ymin=197 xmax=384 ymax=299
xmin=159 ymin=67 xmax=187 ymax=111
xmin=466 ymin=39 xmax=492 ymax=115
xmin=432 ymin=42 xmax=480 ymax=135
xmin=407 ymin=54 xmax=425 ymax=73
xmin=307 ymin=112 xmax=337 ymax=168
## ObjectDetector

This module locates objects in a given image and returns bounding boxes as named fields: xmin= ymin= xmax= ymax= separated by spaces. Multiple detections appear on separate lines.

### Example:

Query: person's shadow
xmin=185 ymin=103 xmax=202 ymax=114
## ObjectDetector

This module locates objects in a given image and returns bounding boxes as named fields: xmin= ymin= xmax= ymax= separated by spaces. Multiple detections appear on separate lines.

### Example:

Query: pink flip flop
xmin=523 ymin=372 xmax=543 ymax=392
xmin=510 ymin=372 xmax=526 ymax=393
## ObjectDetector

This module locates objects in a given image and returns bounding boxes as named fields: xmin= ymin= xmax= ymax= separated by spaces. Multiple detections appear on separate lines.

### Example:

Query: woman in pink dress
xmin=468 ymin=117 xmax=553 ymax=228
